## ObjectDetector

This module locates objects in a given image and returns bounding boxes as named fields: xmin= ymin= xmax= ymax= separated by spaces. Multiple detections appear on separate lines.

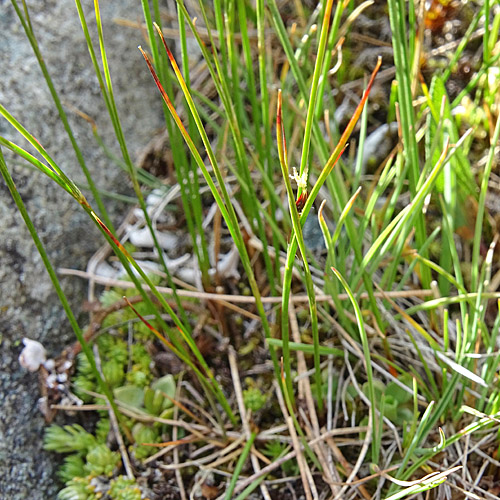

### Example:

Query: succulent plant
xmin=84 ymin=444 xmax=121 ymax=476
xmin=109 ymin=476 xmax=143 ymax=500
xmin=44 ymin=424 xmax=96 ymax=455
xmin=131 ymin=423 xmax=160 ymax=460
xmin=57 ymin=476 xmax=96 ymax=500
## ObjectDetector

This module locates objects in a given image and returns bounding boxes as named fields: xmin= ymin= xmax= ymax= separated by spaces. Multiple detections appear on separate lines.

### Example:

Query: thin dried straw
xmin=60 ymin=267 xmax=433 ymax=305
xmin=172 ymin=374 xmax=187 ymax=500
xmin=289 ymin=301 xmax=339 ymax=495
xmin=275 ymin=380 xmax=315 ymax=500
xmin=227 ymin=347 xmax=271 ymax=500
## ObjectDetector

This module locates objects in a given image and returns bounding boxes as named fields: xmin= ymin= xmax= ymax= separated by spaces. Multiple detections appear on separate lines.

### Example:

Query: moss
xmin=243 ymin=386 xmax=267 ymax=411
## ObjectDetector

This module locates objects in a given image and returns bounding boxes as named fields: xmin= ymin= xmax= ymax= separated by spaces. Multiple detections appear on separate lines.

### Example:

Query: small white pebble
xmin=43 ymin=359 xmax=55 ymax=371
xmin=177 ymin=267 xmax=200 ymax=285
xmin=46 ymin=374 xmax=57 ymax=388
xmin=18 ymin=338 xmax=46 ymax=372
xmin=132 ymin=207 xmax=144 ymax=219
xmin=128 ymin=226 xmax=178 ymax=250
xmin=95 ymin=261 xmax=119 ymax=279
xmin=61 ymin=360 xmax=73 ymax=371
xmin=146 ymin=188 xmax=166 ymax=207
xmin=216 ymin=245 xmax=240 ymax=280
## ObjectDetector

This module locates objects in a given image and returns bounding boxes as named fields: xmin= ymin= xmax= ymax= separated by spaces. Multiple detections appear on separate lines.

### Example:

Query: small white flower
xmin=18 ymin=338 xmax=47 ymax=372
xmin=290 ymin=167 xmax=308 ymax=190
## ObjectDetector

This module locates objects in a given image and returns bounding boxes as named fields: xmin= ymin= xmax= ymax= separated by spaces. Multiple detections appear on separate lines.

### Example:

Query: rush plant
xmin=3 ymin=0 xmax=500 ymax=499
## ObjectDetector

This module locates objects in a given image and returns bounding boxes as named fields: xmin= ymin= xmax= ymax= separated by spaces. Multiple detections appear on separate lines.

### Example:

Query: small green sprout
xmin=243 ymin=386 xmax=267 ymax=411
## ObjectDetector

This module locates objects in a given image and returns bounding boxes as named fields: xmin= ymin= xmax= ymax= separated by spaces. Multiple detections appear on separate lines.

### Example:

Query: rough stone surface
xmin=0 ymin=1 xmax=164 ymax=497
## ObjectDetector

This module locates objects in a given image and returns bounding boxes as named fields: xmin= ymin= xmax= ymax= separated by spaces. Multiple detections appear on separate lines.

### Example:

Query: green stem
xmin=0 ymin=148 xmax=123 ymax=429
xmin=11 ymin=0 xmax=113 ymax=231
xmin=224 ymin=432 xmax=257 ymax=500
xmin=76 ymin=0 xmax=189 ymax=322
xmin=277 ymin=91 xmax=323 ymax=409
xmin=471 ymin=110 xmax=500 ymax=288
xmin=387 ymin=0 xmax=431 ymax=290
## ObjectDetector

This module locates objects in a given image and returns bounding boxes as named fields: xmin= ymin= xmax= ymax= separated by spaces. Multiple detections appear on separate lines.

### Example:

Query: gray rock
xmin=0 ymin=1 xmax=164 ymax=497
